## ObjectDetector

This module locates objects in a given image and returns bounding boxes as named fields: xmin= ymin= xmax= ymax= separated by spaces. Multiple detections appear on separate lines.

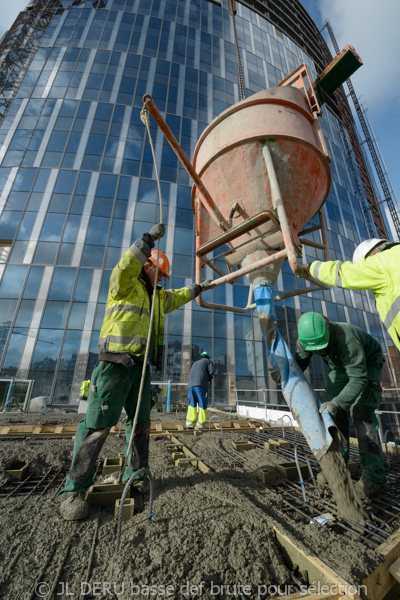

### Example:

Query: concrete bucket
xmin=142 ymin=79 xmax=364 ymax=520
xmin=191 ymin=85 xmax=331 ymax=273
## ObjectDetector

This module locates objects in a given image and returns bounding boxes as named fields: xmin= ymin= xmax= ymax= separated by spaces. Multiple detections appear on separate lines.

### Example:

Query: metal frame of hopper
xmin=143 ymin=64 xmax=331 ymax=314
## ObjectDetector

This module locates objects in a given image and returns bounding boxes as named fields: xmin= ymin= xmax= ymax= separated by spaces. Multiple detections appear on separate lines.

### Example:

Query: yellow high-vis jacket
xmin=79 ymin=380 xmax=90 ymax=399
xmin=98 ymin=240 xmax=198 ymax=367
xmin=310 ymin=244 xmax=400 ymax=350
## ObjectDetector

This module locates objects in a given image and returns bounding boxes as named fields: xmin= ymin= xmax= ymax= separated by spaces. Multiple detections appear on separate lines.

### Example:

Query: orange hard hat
xmin=149 ymin=249 xmax=170 ymax=279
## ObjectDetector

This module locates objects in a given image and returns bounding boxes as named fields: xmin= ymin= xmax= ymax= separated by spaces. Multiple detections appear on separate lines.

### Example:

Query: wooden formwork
xmin=361 ymin=529 xmax=400 ymax=600
xmin=166 ymin=434 xmax=214 ymax=474
xmin=0 ymin=420 xmax=261 ymax=438
xmin=1 ymin=421 xmax=399 ymax=597
xmin=270 ymin=521 xmax=400 ymax=600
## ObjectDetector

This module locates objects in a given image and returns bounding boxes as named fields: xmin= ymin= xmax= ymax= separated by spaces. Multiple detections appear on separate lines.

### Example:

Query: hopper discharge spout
xmin=253 ymin=282 xmax=338 ymax=461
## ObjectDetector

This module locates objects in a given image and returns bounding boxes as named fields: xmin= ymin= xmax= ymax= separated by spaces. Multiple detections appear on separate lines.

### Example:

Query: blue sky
xmin=1 ymin=1 xmax=399 ymax=239
xmin=300 ymin=0 xmax=400 ymax=240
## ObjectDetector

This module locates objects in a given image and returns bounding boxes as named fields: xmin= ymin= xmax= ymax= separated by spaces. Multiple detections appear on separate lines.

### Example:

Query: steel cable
xmin=115 ymin=468 xmax=154 ymax=553
xmin=120 ymin=105 xmax=164 ymax=483
xmin=227 ymin=0 xmax=246 ymax=100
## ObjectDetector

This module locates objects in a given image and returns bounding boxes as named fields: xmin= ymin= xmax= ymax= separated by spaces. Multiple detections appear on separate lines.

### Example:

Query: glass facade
xmin=0 ymin=0 xmax=398 ymax=415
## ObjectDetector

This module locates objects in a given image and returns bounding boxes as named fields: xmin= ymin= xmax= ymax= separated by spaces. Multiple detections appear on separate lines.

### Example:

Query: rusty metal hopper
xmin=191 ymin=86 xmax=331 ymax=269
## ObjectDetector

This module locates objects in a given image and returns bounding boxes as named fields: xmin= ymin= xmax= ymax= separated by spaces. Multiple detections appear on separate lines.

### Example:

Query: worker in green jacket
xmin=305 ymin=238 xmax=400 ymax=350
xmin=272 ymin=312 xmax=387 ymax=499
xmin=60 ymin=224 xmax=208 ymax=521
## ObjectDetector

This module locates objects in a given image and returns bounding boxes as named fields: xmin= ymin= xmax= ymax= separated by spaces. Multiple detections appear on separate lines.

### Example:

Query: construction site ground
xmin=0 ymin=410 xmax=398 ymax=600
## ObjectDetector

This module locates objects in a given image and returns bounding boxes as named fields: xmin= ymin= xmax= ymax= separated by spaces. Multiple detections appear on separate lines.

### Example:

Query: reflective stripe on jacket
xmin=310 ymin=245 xmax=400 ymax=350
xmin=98 ymin=240 xmax=198 ymax=364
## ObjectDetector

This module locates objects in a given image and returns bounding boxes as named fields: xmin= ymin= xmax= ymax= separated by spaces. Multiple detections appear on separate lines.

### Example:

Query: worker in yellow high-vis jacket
xmin=306 ymin=239 xmax=400 ymax=350
xmin=79 ymin=380 xmax=90 ymax=402
xmin=60 ymin=223 xmax=210 ymax=521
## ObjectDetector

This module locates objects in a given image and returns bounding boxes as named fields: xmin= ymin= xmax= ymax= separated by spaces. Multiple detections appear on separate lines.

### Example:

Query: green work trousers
xmin=327 ymin=364 xmax=386 ymax=484
xmin=60 ymin=360 xmax=151 ymax=496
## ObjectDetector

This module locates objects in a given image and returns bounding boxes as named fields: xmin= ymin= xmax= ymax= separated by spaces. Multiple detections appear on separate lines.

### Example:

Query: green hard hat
xmin=298 ymin=312 xmax=330 ymax=351
xmin=200 ymin=351 xmax=210 ymax=359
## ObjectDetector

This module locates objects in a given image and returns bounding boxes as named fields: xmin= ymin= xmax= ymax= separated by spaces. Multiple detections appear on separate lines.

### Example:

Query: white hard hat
xmin=352 ymin=238 xmax=389 ymax=263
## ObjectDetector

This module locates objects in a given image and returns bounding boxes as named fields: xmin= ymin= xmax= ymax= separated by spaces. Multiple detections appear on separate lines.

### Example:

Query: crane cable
xmin=118 ymin=104 xmax=163 ymax=483
xmin=227 ymin=0 xmax=246 ymax=100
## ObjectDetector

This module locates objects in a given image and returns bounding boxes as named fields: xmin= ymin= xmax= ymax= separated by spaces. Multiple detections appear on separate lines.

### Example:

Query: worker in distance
xmin=272 ymin=312 xmax=387 ymax=499
xmin=303 ymin=238 xmax=400 ymax=350
xmin=186 ymin=351 xmax=215 ymax=430
xmin=60 ymin=223 xmax=210 ymax=521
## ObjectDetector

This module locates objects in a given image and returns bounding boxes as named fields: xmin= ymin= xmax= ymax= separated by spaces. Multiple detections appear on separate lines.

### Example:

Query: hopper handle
xmin=262 ymin=143 xmax=330 ymax=291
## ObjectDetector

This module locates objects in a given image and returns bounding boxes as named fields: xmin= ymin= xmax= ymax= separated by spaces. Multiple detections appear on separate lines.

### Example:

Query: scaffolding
xmin=313 ymin=22 xmax=387 ymax=239
xmin=324 ymin=20 xmax=400 ymax=241
xmin=0 ymin=0 xmax=59 ymax=122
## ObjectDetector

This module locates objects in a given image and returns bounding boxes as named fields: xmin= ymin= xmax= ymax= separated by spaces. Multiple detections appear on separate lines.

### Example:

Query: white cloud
xmin=0 ymin=2 xmax=30 ymax=40
xmin=317 ymin=0 xmax=400 ymax=111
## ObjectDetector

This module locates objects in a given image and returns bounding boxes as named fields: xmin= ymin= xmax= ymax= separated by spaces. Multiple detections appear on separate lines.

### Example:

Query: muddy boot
xmin=132 ymin=477 xmax=149 ymax=494
xmin=60 ymin=492 xmax=89 ymax=521
xmin=355 ymin=478 xmax=387 ymax=500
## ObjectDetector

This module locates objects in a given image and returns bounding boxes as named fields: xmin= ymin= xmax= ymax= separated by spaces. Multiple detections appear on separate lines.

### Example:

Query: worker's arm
xmin=294 ymin=340 xmax=313 ymax=372
xmin=110 ymin=227 xmax=163 ymax=300
xmin=332 ymin=336 xmax=369 ymax=411
xmin=208 ymin=360 xmax=215 ymax=381
xmin=161 ymin=285 xmax=198 ymax=313
xmin=162 ymin=280 xmax=210 ymax=313
xmin=310 ymin=255 xmax=387 ymax=293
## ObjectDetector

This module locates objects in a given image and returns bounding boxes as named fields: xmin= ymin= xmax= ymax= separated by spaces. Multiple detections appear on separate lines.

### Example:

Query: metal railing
xmin=151 ymin=381 xmax=188 ymax=412
xmin=234 ymin=387 xmax=400 ymax=439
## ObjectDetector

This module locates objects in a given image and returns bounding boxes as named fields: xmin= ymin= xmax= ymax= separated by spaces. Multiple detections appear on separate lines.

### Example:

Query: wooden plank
xmin=270 ymin=522 xmax=361 ymax=600
xmin=362 ymin=528 xmax=400 ymax=600
xmin=168 ymin=434 xmax=214 ymax=475
xmin=0 ymin=421 xmax=300 ymax=437
xmin=389 ymin=557 xmax=400 ymax=583
xmin=279 ymin=593 xmax=342 ymax=600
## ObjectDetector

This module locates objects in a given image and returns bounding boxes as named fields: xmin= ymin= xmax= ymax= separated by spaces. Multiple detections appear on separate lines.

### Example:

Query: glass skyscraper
xmin=0 ymin=0 xmax=398 ymax=427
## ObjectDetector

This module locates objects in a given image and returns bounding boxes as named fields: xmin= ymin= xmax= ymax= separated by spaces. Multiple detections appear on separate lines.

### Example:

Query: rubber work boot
xmin=60 ymin=492 xmax=89 ymax=521
xmin=132 ymin=477 xmax=149 ymax=494
xmin=354 ymin=478 xmax=387 ymax=500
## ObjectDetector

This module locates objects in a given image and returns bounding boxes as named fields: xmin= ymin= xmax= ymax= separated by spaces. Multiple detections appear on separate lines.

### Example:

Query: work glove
xmin=149 ymin=223 xmax=165 ymax=241
xmin=192 ymin=280 xmax=213 ymax=298
xmin=319 ymin=399 xmax=344 ymax=420
xmin=271 ymin=369 xmax=281 ymax=384
xmin=300 ymin=263 xmax=311 ymax=278
xmin=142 ymin=232 xmax=155 ymax=249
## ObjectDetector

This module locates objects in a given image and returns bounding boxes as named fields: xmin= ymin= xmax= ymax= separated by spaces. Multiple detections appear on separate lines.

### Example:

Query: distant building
xmin=0 ymin=0 xmax=398 ymax=431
